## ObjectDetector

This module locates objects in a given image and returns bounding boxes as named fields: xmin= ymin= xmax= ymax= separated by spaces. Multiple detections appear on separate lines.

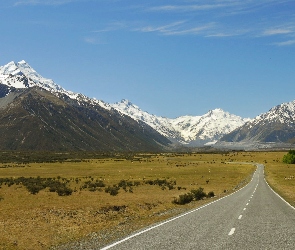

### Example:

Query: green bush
xmin=173 ymin=187 xmax=214 ymax=205
xmin=144 ymin=178 xmax=176 ymax=190
xmin=56 ymin=186 xmax=73 ymax=196
xmin=81 ymin=180 xmax=106 ymax=191
xmin=283 ymin=150 xmax=295 ymax=164
xmin=173 ymin=193 xmax=194 ymax=205
xmin=191 ymin=187 xmax=206 ymax=200
xmin=105 ymin=185 xmax=120 ymax=196
xmin=207 ymin=191 xmax=215 ymax=198
xmin=0 ymin=176 xmax=73 ymax=196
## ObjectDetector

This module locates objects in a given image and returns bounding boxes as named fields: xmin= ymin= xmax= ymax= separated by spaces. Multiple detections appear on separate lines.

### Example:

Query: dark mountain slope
xmin=0 ymin=87 xmax=171 ymax=151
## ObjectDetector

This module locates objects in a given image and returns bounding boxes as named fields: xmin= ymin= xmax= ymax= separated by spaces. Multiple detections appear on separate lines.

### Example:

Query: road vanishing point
xmin=101 ymin=164 xmax=295 ymax=250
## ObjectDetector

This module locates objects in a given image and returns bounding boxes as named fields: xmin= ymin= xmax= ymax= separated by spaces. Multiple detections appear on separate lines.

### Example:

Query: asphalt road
xmin=101 ymin=164 xmax=295 ymax=250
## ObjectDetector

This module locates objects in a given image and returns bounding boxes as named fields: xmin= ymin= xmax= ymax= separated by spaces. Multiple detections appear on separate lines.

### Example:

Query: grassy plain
xmin=264 ymin=152 xmax=295 ymax=208
xmin=0 ymin=151 xmax=293 ymax=249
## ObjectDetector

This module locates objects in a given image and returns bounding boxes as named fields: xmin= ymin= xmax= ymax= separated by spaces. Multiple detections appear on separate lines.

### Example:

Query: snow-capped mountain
xmin=0 ymin=60 xmax=171 ymax=151
xmin=111 ymin=99 xmax=251 ymax=146
xmin=0 ymin=60 xmax=63 ymax=91
xmin=0 ymin=60 xmax=252 ymax=147
xmin=0 ymin=60 xmax=110 ymax=110
xmin=220 ymin=100 xmax=295 ymax=144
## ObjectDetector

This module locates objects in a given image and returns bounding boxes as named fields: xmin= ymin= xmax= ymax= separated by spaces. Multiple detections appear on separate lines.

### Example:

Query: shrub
xmin=56 ymin=186 xmax=73 ymax=196
xmin=144 ymin=178 xmax=176 ymax=190
xmin=173 ymin=193 xmax=194 ymax=205
xmin=191 ymin=187 xmax=206 ymax=200
xmin=81 ymin=180 xmax=106 ymax=191
xmin=207 ymin=191 xmax=215 ymax=198
xmin=283 ymin=150 xmax=295 ymax=164
xmin=0 ymin=176 xmax=74 ymax=196
xmin=173 ymin=187 xmax=208 ymax=205
xmin=105 ymin=185 xmax=120 ymax=196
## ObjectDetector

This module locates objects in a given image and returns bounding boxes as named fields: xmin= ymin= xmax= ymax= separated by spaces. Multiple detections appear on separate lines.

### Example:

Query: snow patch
xmin=0 ymin=60 xmax=108 ymax=110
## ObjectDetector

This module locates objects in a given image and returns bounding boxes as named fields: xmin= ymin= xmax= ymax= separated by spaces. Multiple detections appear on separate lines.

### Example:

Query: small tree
xmin=283 ymin=150 xmax=295 ymax=164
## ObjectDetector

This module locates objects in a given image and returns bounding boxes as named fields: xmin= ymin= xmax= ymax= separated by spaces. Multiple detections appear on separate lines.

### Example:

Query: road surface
xmin=101 ymin=164 xmax=295 ymax=249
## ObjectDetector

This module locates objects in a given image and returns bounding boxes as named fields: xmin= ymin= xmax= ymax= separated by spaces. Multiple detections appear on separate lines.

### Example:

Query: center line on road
xmin=246 ymin=203 xmax=249 ymax=206
xmin=228 ymin=228 xmax=236 ymax=236
xmin=238 ymin=215 xmax=242 ymax=220
xmin=243 ymin=208 xmax=246 ymax=211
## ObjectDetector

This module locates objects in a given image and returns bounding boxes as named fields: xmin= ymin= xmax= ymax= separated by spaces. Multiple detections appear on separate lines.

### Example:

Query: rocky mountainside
xmin=111 ymin=99 xmax=251 ymax=146
xmin=220 ymin=100 xmax=295 ymax=144
xmin=0 ymin=61 xmax=171 ymax=151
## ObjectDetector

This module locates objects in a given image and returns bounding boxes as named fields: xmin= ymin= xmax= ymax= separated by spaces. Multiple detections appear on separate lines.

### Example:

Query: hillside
xmin=0 ymin=61 xmax=171 ymax=151
xmin=220 ymin=100 xmax=295 ymax=145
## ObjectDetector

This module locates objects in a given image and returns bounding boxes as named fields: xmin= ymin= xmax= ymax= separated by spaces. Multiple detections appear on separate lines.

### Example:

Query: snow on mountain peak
xmin=111 ymin=100 xmax=251 ymax=146
xmin=251 ymin=99 xmax=295 ymax=126
xmin=0 ymin=60 xmax=253 ymax=146
xmin=0 ymin=60 xmax=111 ymax=110
xmin=0 ymin=60 xmax=62 ymax=91
xmin=18 ymin=60 xmax=27 ymax=64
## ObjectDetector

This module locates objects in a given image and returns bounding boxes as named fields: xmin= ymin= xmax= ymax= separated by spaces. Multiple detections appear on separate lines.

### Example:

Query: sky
xmin=0 ymin=0 xmax=295 ymax=119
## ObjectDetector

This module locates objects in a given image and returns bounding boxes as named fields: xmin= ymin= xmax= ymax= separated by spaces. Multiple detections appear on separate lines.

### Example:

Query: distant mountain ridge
xmin=220 ymin=100 xmax=295 ymax=144
xmin=111 ymin=99 xmax=251 ymax=146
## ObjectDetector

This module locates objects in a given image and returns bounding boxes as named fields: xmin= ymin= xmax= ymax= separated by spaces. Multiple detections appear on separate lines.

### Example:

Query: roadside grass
xmin=0 ymin=151 xmax=277 ymax=249
xmin=264 ymin=151 xmax=295 ymax=208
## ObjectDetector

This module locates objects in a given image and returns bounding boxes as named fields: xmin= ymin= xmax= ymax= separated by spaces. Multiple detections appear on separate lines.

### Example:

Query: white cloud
xmin=84 ymin=37 xmax=105 ymax=45
xmin=263 ymin=28 xmax=294 ymax=36
xmin=206 ymin=32 xmax=241 ymax=37
xmin=92 ymin=22 xmax=127 ymax=33
xmin=148 ymin=4 xmax=229 ymax=12
xmin=274 ymin=39 xmax=295 ymax=46
xmin=164 ymin=23 xmax=215 ymax=36
xmin=137 ymin=21 xmax=186 ymax=33
xmin=137 ymin=21 xmax=215 ymax=36
xmin=14 ymin=0 xmax=78 ymax=6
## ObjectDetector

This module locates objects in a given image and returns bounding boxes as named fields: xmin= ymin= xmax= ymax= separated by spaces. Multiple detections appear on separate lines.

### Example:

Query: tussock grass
xmin=0 ymin=152 xmax=271 ymax=249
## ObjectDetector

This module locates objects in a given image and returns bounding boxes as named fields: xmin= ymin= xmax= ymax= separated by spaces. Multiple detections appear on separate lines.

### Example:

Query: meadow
xmin=0 ymin=151 xmax=293 ymax=249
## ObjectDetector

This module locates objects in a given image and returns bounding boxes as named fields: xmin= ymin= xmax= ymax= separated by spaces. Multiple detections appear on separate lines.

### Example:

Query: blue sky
xmin=0 ymin=0 xmax=295 ymax=118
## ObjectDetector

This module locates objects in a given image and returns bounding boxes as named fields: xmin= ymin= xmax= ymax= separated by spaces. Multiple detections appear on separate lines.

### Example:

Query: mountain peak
xmin=111 ymin=100 xmax=250 ymax=146
xmin=207 ymin=108 xmax=225 ymax=114
xmin=121 ymin=99 xmax=132 ymax=105
xmin=0 ymin=60 xmax=110 ymax=111
xmin=18 ymin=60 xmax=27 ymax=64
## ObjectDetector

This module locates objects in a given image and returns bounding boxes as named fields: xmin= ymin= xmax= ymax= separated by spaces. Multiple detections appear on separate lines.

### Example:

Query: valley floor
xmin=0 ymin=151 xmax=292 ymax=250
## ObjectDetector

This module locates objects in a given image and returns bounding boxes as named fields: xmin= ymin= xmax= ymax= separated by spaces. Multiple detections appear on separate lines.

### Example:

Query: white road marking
xmin=264 ymin=176 xmax=295 ymax=211
xmin=243 ymin=208 xmax=246 ymax=211
xmin=228 ymin=228 xmax=236 ymax=236
xmin=238 ymin=215 xmax=242 ymax=220
xmin=246 ymin=203 xmax=249 ymax=206
xmin=101 ymin=164 xmax=260 ymax=250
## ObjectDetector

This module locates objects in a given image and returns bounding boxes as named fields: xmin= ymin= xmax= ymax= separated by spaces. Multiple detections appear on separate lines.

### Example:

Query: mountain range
xmin=0 ymin=61 xmax=170 ymax=151
xmin=111 ymin=99 xmax=250 ymax=146
xmin=0 ymin=60 xmax=295 ymax=151
xmin=219 ymin=100 xmax=295 ymax=148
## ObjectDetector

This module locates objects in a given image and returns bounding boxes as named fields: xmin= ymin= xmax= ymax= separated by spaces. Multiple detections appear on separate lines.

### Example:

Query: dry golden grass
xmin=0 ymin=151 xmax=291 ymax=250
xmin=264 ymin=151 xmax=295 ymax=208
